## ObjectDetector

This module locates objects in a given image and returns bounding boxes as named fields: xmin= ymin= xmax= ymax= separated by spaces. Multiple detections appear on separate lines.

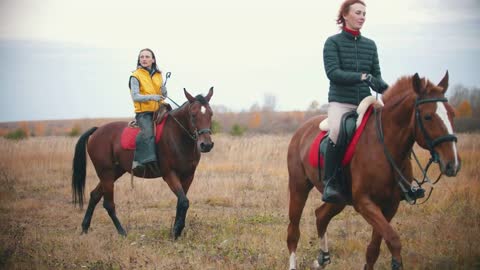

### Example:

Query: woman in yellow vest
xmin=129 ymin=48 xmax=167 ymax=172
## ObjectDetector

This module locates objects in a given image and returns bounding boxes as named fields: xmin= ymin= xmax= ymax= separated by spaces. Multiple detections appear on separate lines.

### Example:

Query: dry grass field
xmin=0 ymin=133 xmax=479 ymax=269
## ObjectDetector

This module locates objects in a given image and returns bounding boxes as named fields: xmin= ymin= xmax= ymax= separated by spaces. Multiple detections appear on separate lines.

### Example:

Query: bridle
xmin=414 ymin=98 xmax=458 ymax=162
xmin=375 ymin=97 xmax=457 ymax=204
xmin=168 ymin=100 xmax=212 ymax=142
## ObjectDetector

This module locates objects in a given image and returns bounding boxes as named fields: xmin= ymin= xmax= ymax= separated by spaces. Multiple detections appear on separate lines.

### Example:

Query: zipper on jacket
xmin=354 ymin=36 xmax=360 ymax=104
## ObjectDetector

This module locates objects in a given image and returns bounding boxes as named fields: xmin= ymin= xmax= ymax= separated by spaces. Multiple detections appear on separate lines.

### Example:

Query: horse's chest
xmin=174 ymin=158 xmax=199 ymax=174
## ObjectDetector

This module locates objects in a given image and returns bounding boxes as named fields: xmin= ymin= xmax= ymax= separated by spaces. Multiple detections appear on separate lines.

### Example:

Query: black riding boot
xmin=133 ymin=112 xmax=157 ymax=172
xmin=322 ymin=137 xmax=346 ymax=204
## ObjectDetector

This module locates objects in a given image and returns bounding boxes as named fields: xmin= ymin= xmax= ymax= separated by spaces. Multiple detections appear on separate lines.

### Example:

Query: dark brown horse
xmin=72 ymin=88 xmax=214 ymax=239
xmin=287 ymin=72 xmax=460 ymax=270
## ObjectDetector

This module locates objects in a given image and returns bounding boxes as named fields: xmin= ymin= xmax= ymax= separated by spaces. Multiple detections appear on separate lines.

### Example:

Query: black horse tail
xmin=72 ymin=127 xmax=98 ymax=209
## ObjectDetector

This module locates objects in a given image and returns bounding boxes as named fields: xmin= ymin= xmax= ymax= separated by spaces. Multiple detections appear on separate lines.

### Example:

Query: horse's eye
xmin=424 ymin=114 xmax=432 ymax=121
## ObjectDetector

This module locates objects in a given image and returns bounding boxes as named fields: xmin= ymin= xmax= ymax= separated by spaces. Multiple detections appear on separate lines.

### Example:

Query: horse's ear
xmin=184 ymin=88 xmax=195 ymax=103
xmin=412 ymin=73 xmax=423 ymax=94
xmin=205 ymin=87 xmax=214 ymax=102
xmin=438 ymin=70 xmax=449 ymax=94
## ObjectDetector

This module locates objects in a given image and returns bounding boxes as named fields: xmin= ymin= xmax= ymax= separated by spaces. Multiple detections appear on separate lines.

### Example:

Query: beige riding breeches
xmin=327 ymin=102 xmax=358 ymax=144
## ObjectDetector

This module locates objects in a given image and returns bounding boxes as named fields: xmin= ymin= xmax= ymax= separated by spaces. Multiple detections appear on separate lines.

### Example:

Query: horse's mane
xmin=381 ymin=76 xmax=416 ymax=108
xmin=381 ymin=75 xmax=447 ymax=110
xmin=194 ymin=95 xmax=209 ymax=105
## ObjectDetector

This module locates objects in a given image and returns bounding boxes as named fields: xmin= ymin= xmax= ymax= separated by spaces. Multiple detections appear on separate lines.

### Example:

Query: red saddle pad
xmin=120 ymin=115 xmax=168 ymax=150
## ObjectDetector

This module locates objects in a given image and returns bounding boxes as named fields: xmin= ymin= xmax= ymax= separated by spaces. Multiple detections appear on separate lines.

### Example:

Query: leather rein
xmin=375 ymin=97 xmax=457 ymax=205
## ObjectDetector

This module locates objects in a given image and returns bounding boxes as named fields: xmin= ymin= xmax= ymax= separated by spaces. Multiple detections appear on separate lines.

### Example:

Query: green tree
xmin=68 ymin=125 xmax=81 ymax=137
xmin=5 ymin=129 xmax=28 ymax=140
xmin=211 ymin=120 xmax=222 ymax=134
xmin=230 ymin=124 xmax=246 ymax=136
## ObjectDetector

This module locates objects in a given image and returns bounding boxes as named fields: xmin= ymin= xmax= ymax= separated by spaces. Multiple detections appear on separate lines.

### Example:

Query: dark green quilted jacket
xmin=323 ymin=30 xmax=388 ymax=105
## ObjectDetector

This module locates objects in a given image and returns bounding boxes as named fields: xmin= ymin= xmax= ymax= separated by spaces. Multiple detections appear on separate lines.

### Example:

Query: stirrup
xmin=132 ymin=163 xmax=145 ymax=174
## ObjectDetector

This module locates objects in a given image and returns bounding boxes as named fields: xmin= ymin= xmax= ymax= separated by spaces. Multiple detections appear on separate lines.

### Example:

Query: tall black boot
xmin=322 ymin=138 xmax=346 ymax=204
xmin=133 ymin=112 xmax=157 ymax=173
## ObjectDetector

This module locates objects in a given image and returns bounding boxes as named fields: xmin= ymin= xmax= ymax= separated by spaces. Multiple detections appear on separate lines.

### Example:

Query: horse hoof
xmin=317 ymin=250 xmax=331 ymax=267
xmin=311 ymin=260 xmax=321 ymax=269
xmin=392 ymin=257 xmax=403 ymax=270
xmin=172 ymin=225 xmax=183 ymax=240
xmin=171 ymin=229 xmax=179 ymax=240
xmin=81 ymin=229 xmax=88 ymax=235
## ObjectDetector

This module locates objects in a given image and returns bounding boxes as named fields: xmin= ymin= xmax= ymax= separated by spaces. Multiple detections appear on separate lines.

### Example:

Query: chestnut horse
xmin=72 ymin=88 xmax=214 ymax=239
xmin=287 ymin=72 xmax=460 ymax=270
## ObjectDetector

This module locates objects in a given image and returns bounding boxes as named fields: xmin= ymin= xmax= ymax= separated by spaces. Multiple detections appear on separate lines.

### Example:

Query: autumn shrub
xmin=68 ymin=125 xmax=81 ymax=137
xmin=4 ymin=129 xmax=28 ymax=140
xmin=211 ymin=119 xmax=222 ymax=134
xmin=230 ymin=124 xmax=247 ymax=136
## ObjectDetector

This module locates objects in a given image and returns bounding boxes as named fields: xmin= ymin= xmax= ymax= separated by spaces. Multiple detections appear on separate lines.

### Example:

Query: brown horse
xmin=286 ymin=72 xmax=460 ymax=270
xmin=72 ymin=87 xmax=214 ymax=239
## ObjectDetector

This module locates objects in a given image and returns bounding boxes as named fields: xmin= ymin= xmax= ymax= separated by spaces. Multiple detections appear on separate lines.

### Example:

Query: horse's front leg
xmin=364 ymin=229 xmax=382 ymax=270
xmin=365 ymin=201 xmax=400 ymax=270
xmin=164 ymin=172 xmax=190 ymax=239
xmin=355 ymin=198 xmax=403 ymax=270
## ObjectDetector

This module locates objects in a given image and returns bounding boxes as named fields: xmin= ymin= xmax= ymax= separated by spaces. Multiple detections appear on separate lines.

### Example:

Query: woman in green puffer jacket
xmin=322 ymin=0 xmax=389 ymax=204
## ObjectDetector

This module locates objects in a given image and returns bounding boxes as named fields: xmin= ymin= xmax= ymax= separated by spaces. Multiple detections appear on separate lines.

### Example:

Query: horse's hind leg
xmin=100 ymin=170 xmax=127 ymax=236
xmin=81 ymin=183 xmax=103 ymax=234
xmin=313 ymin=202 xmax=346 ymax=268
xmin=287 ymin=173 xmax=312 ymax=270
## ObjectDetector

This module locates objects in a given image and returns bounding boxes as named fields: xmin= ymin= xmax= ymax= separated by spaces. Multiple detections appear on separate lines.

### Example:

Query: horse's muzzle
xmin=442 ymin=159 xmax=461 ymax=177
xmin=200 ymin=142 xmax=214 ymax=152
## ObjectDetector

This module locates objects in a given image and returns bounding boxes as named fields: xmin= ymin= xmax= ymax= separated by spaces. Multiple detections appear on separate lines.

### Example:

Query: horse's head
xmin=411 ymin=71 xmax=461 ymax=177
xmin=184 ymin=87 xmax=214 ymax=153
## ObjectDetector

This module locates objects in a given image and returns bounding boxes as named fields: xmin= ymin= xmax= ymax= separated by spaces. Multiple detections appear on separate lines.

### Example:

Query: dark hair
xmin=336 ymin=0 xmax=366 ymax=28
xmin=136 ymin=48 xmax=159 ymax=71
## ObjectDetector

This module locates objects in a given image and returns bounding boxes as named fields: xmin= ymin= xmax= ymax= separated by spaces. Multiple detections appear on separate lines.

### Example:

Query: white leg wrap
xmin=321 ymin=233 xmax=329 ymax=252
xmin=289 ymin=252 xmax=296 ymax=270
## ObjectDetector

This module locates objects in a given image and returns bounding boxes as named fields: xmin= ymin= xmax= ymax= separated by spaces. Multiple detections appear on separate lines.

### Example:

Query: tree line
xmin=1 ymin=85 xmax=478 ymax=139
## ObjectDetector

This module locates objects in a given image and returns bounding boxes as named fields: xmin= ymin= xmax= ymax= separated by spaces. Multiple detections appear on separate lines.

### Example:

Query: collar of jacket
xmin=341 ymin=29 xmax=362 ymax=40
xmin=137 ymin=66 xmax=161 ymax=76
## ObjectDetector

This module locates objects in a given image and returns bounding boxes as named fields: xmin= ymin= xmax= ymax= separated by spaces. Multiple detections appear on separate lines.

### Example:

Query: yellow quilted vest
xmin=131 ymin=68 xmax=164 ymax=113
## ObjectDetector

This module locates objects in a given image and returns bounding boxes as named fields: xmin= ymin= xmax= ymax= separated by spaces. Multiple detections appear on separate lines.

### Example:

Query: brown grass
xmin=0 ymin=134 xmax=479 ymax=269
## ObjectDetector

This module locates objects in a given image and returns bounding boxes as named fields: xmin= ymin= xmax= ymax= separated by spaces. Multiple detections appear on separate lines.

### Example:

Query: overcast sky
xmin=0 ymin=0 xmax=479 ymax=122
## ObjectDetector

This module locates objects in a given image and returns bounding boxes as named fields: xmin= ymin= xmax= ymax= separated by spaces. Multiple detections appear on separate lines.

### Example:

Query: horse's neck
xmin=169 ymin=105 xmax=190 ymax=126
xmin=380 ymin=94 xmax=417 ymax=158
xmin=166 ymin=105 xmax=198 ymax=155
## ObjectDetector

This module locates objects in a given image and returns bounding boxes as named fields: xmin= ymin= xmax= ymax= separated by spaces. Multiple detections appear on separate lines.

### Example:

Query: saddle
xmin=319 ymin=110 xmax=358 ymax=162
xmin=127 ymin=104 xmax=170 ymax=128
xmin=309 ymin=96 xmax=382 ymax=168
